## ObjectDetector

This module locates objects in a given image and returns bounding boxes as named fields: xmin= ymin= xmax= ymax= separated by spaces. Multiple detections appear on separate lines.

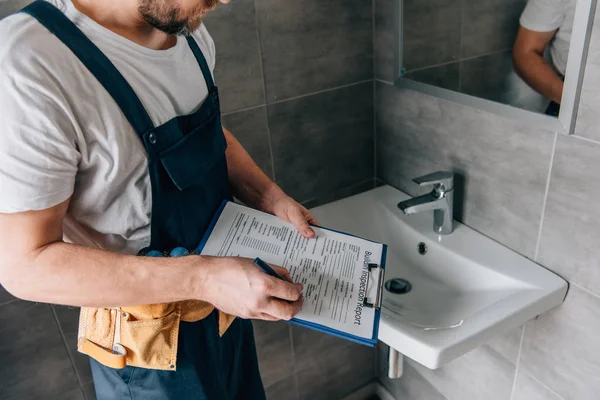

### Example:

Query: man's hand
xmin=201 ymin=256 xmax=303 ymax=321
xmin=259 ymin=185 xmax=319 ymax=239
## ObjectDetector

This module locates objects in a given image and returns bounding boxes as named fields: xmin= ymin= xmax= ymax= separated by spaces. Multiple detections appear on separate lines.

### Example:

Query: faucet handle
xmin=413 ymin=171 xmax=454 ymax=191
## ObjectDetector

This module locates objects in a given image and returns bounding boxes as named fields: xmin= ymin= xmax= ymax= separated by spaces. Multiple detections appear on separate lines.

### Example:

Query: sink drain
xmin=385 ymin=278 xmax=412 ymax=295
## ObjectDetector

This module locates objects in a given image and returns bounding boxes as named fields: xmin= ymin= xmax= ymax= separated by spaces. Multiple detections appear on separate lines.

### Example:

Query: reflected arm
xmin=513 ymin=26 xmax=564 ymax=104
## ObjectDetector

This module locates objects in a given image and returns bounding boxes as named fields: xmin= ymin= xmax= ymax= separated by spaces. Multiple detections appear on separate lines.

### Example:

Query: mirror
xmin=394 ymin=0 xmax=597 ymax=134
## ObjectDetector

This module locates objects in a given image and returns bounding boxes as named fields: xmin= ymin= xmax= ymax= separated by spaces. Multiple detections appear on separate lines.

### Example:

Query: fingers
xmin=287 ymin=205 xmax=316 ymax=238
xmin=267 ymin=277 xmax=303 ymax=301
xmin=303 ymin=208 xmax=320 ymax=226
xmin=257 ymin=313 xmax=279 ymax=322
xmin=271 ymin=265 xmax=293 ymax=282
xmin=263 ymin=298 xmax=304 ymax=320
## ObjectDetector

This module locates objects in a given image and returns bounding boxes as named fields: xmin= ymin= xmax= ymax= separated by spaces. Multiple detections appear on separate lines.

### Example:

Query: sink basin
xmin=309 ymin=185 xmax=568 ymax=369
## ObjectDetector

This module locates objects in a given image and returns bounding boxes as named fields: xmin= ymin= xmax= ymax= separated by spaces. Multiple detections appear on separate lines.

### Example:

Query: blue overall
xmin=21 ymin=2 xmax=266 ymax=399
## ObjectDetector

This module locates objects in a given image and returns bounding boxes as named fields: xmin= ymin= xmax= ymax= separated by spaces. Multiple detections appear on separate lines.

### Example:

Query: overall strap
xmin=185 ymin=36 xmax=215 ymax=90
xmin=21 ymin=1 xmax=155 ymax=137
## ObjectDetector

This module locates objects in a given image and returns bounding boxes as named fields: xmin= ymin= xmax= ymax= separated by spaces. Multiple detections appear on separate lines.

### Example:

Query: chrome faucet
xmin=397 ymin=171 xmax=454 ymax=235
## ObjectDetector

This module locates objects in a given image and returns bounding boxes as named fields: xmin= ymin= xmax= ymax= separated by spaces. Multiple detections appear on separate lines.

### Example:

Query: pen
xmin=253 ymin=257 xmax=286 ymax=281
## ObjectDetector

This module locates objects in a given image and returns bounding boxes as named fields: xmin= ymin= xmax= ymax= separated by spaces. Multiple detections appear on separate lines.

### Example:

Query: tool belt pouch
xmin=78 ymin=303 xmax=182 ymax=371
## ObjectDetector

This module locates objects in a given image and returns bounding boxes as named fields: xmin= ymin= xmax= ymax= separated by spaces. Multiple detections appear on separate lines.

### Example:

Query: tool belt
xmin=77 ymin=301 xmax=235 ymax=371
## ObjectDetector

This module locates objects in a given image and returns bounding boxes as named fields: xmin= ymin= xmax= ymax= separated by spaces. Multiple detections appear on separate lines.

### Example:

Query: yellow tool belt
xmin=77 ymin=301 xmax=235 ymax=371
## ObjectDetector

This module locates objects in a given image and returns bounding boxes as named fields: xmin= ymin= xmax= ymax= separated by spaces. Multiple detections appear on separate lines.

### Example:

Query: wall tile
xmin=83 ymin=382 xmax=97 ymax=400
xmin=377 ymin=343 xmax=447 ymax=400
xmin=269 ymin=83 xmax=374 ymax=203
xmin=520 ymin=285 xmax=600 ymax=400
xmin=0 ymin=0 xmax=33 ymax=19
xmin=513 ymin=371 xmax=563 ymax=400
xmin=375 ymin=81 xmax=554 ymax=258
xmin=381 ymin=363 xmax=448 ymax=400
xmin=574 ymin=7 xmax=600 ymax=141
xmin=486 ymin=325 xmax=523 ymax=365
xmin=53 ymin=306 xmax=94 ymax=386
xmin=293 ymin=325 xmax=374 ymax=400
xmin=255 ymin=0 xmax=373 ymax=102
xmin=408 ymin=344 xmax=516 ymax=400
xmin=458 ymin=49 xmax=547 ymax=113
xmin=53 ymin=305 xmax=80 ymax=334
xmin=55 ymin=387 xmax=85 ymax=400
xmin=265 ymin=375 xmax=298 ymax=400
xmin=203 ymin=0 xmax=265 ymax=113
xmin=0 ymin=284 xmax=15 ymax=305
xmin=403 ymin=0 xmax=461 ymax=71
xmin=253 ymin=320 xmax=295 ymax=389
xmin=460 ymin=50 xmax=523 ymax=105
xmin=0 ymin=301 xmax=80 ymax=400
xmin=461 ymin=0 xmax=527 ymax=58
xmin=375 ymin=0 xmax=395 ymax=82
xmin=302 ymin=179 xmax=375 ymax=209
xmin=376 ymin=328 xmax=521 ymax=400
xmin=222 ymin=106 xmax=274 ymax=179
xmin=404 ymin=63 xmax=460 ymax=92
xmin=538 ymin=136 xmax=600 ymax=294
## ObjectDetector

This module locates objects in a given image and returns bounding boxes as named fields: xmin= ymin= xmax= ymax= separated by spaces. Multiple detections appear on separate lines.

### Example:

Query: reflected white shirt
xmin=520 ymin=0 xmax=576 ymax=75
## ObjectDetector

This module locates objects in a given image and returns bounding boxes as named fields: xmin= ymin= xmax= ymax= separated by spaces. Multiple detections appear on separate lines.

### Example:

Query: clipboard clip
xmin=363 ymin=263 xmax=385 ymax=310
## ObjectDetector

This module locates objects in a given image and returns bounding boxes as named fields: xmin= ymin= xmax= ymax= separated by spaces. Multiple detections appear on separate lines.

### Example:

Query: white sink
xmin=309 ymin=185 xmax=568 ymax=369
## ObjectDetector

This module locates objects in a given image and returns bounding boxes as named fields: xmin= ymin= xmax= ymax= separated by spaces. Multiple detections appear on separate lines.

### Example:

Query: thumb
xmin=287 ymin=206 xmax=315 ymax=238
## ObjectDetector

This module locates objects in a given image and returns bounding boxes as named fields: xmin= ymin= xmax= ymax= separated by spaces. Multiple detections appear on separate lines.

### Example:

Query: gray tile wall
xmin=395 ymin=0 xmax=545 ymax=112
xmin=374 ymin=0 xmax=600 ymax=399
xmin=0 ymin=0 xmax=375 ymax=399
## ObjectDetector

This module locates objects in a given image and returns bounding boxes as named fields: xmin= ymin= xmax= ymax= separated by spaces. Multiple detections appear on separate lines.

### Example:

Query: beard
xmin=138 ymin=0 xmax=219 ymax=36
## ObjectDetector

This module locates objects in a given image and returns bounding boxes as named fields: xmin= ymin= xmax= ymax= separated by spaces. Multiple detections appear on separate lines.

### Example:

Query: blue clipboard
xmin=196 ymin=200 xmax=387 ymax=347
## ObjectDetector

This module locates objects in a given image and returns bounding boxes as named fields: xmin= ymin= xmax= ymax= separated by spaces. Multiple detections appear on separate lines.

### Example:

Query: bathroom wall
xmin=375 ymin=0 xmax=600 ymax=399
xmin=0 ymin=0 xmax=376 ymax=399
xmin=401 ymin=0 xmax=548 ymax=113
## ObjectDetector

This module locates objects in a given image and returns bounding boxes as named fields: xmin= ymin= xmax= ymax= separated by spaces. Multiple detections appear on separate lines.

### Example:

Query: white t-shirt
xmin=0 ymin=0 xmax=216 ymax=254
xmin=520 ymin=0 xmax=576 ymax=75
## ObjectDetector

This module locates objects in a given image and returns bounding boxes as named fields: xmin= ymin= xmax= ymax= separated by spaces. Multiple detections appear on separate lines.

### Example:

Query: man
xmin=513 ymin=0 xmax=576 ymax=116
xmin=0 ymin=0 xmax=317 ymax=399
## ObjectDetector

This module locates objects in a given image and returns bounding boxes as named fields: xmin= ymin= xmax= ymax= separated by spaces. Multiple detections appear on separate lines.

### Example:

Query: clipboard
xmin=196 ymin=200 xmax=387 ymax=347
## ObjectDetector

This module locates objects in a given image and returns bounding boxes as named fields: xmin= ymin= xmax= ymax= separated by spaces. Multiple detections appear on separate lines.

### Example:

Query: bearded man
xmin=0 ymin=1 xmax=317 ymax=399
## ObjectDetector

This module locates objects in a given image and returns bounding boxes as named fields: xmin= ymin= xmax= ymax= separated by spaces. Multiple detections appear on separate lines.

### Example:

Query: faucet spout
xmin=398 ymin=193 xmax=447 ymax=215
xmin=397 ymin=171 xmax=455 ymax=235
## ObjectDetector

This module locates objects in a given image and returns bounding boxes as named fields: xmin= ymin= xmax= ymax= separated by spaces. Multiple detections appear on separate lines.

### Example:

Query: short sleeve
xmin=0 ymin=75 xmax=80 ymax=213
xmin=520 ymin=0 xmax=567 ymax=32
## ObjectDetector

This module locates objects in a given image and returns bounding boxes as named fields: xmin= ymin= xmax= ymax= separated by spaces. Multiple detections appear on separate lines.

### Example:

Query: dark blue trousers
xmin=90 ymin=312 xmax=266 ymax=400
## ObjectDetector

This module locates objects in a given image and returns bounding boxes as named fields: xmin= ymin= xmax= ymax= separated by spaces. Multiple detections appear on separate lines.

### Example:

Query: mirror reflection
xmin=400 ymin=0 xmax=576 ymax=116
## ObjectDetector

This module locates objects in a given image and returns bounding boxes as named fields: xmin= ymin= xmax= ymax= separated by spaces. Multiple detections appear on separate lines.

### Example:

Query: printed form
xmin=200 ymin=202 xmax=385 ymax=339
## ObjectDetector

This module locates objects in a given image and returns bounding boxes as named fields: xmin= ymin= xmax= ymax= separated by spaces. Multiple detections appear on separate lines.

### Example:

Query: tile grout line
xmin=372 ymin=0 xmax=377 ymax=183
xmin=221 ymin=103 xmax=264 ymax=117
xmin=509 ymin=325 xmax=526 ymax=400
xmin=523 ymin=370 xmax=566 ymax=400
xmin=571 ymin=133 xmax=600 ymax=146
xmin=269 ymin=79 xmax=374 ymax=106
xmin=406 ymin=47 xmax=514 ymax=75
xmin=457 ymin=0 xmax=464 ymax=91
xmin=570 ymin=281 xmax=600 ymax=300
xmin=534 ymin=132 xmax=558 ymax=261
xmin=222 ymin=79 xmax=376 ymax=123
xmin=373 ymin=80 xmax=378 ymax=182
xmin=51 ymin=306 xmax=87 ymax=397
xmin=300 ymin=178 xmax=376 ymax=208
xmin=288 ymin=325 xmax=300 ymax=400
xmin=251 ymin=0 xmax=277 ymax=181
xmin=375 ymin=78 xmax=394 ymax=86
xmin=0 ymin=298 xmax=18 ymax=307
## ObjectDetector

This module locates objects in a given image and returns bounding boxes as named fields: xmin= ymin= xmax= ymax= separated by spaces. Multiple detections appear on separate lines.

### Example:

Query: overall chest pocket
xmin=158 ymin=113 xmax=227 ymax=191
